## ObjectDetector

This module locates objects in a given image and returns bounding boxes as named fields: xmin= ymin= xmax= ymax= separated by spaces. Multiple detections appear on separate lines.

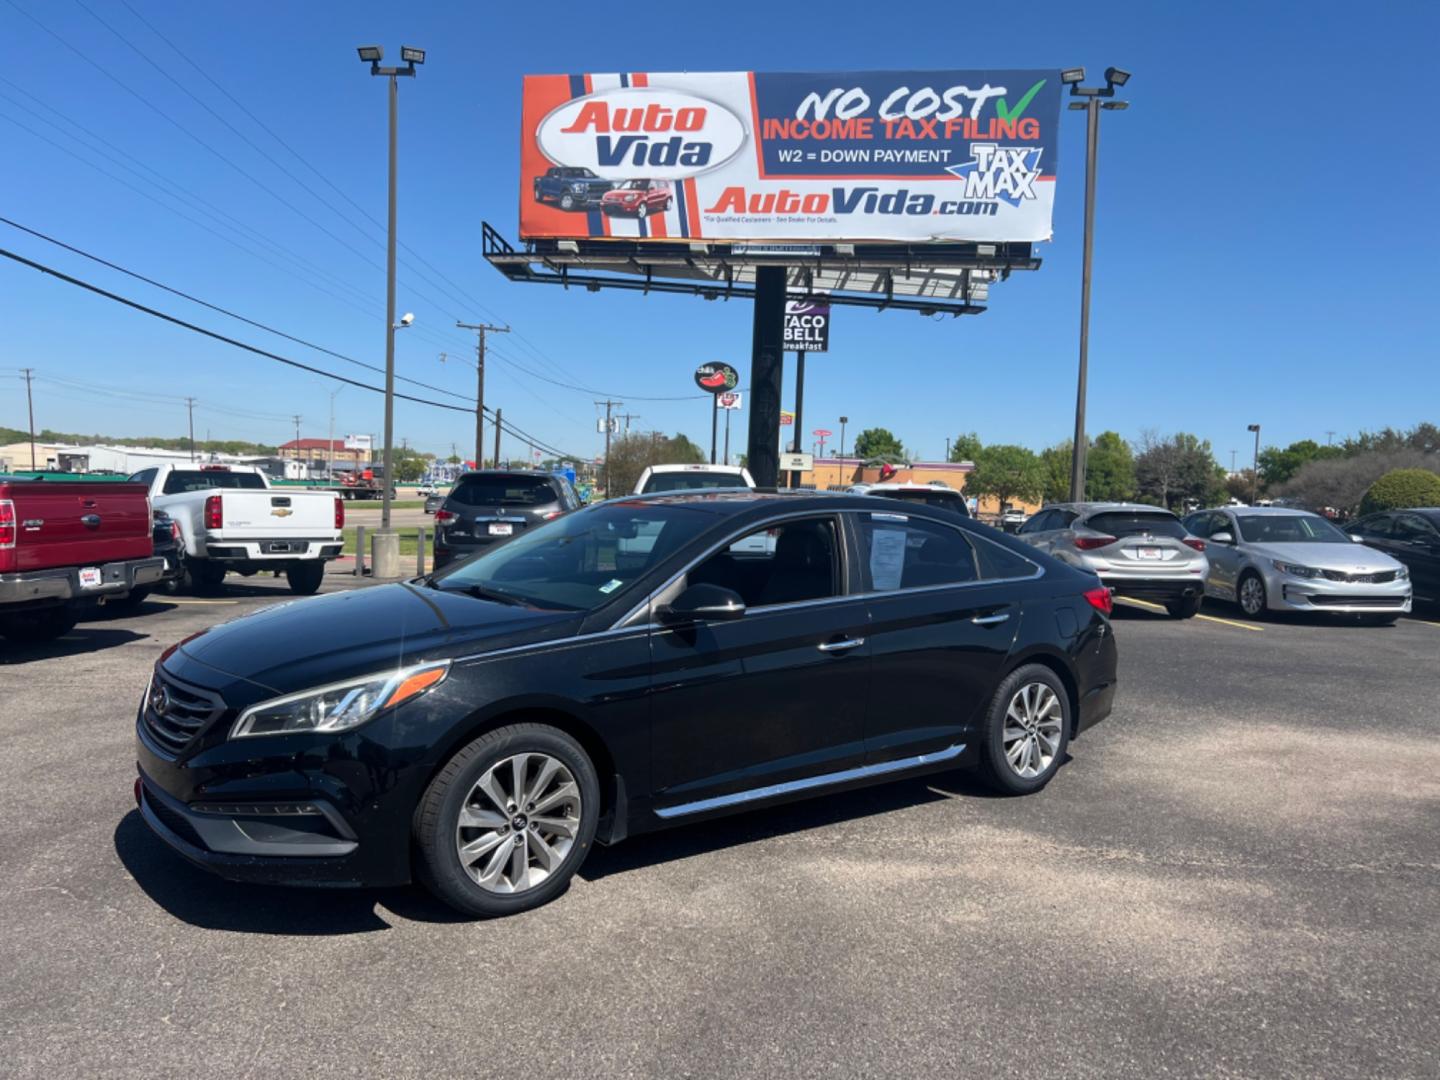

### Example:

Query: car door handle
xmin=817 ymin=637 xmax=865 ymax=653
xmin=971 ymin=613 xmax=1010 ymax=626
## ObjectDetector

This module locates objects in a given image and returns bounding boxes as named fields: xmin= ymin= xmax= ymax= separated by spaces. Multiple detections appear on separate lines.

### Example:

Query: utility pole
xmin=1247 ymin=423 xmax=1262 ymax=504
xmin=20 ymin=368 xmax=36 ymax=470
xmin=1325 ymin=430 xmax=1335 ymax=446
xmin=328 ymin=385 xmax=345 ymax=480
xmin=184 ymin=396 xmax=197 ymax=462
xmin=456 ymin=321 xmax=510 ymax=466
xmin=493 ymin=408 xmax=502 ymax=467
xmin=595 ymin=400 xmax=622 ymax=495
xmin=1230 ymin=449 xmax=1237 ymax=474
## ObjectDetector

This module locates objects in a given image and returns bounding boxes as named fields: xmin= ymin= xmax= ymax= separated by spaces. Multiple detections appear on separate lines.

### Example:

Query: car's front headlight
xmin=1395 ymin=564 xmax=1410 ymax=582
xmin=1273 ymin=560 xmax=1320 ymax=578
xmin=230 ymin=660 xmax=450 ymax=738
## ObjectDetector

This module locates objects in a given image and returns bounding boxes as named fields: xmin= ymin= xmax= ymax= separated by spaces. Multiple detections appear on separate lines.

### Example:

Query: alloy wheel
xmin=1239 ymin=575 xmax=1266 ymax=615
xmin=455 ymin=752 xmax=582 ymax=894
xmin=1002 ymin=683 xmax=1064 ymax=780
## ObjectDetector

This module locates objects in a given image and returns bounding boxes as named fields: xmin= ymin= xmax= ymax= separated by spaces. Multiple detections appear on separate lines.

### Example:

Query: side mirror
xmin=1210 ymin=531 xmax=1234 ymax=545
xmin=656 ymin=583 xmax=746 ymax=624
xmin=1352 ymin=534 xmax=1366 ymax=543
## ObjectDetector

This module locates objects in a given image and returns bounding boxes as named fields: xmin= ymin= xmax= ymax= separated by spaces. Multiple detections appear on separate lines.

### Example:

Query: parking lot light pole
xmin=1063 ymin=66 xmax=1131 ymax=503
xmin=358 ymin=44 xmax=423 ymax=576
xmin=1248 ymin=423 xmax=1261 ymax=503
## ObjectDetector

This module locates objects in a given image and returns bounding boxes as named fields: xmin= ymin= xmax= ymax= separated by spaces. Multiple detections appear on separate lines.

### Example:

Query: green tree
xmin=948 ymin=432 xmax=982 ymax=463
xmin=853 ymin=427 xmax=906 ymax=461
xmin=1359 ymin=468 xmax=1440 ymax=515
xmin=603 ymin=431 xmax=706 ymax=494
xmin=1040 ymin=441 xmax=1072 ymax=502
xmin=1087 ymin=431 xmax=1137 ymax=501
xmin=966 ymin=444 xmax=1044 ymax=513
xmin=1257 ymin=439 xmax=1343 ymax=490
xmin=1134 ymin=430 xmax=1225 ymax=510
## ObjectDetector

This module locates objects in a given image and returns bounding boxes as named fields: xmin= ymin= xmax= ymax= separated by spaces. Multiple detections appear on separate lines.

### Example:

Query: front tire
xmin=414 ymin=723 xmax=600 ymax=918
xmin=977 ymin=665 xmax=1071 ymax=795
xmin=636 ymin=203 xmax=648 ymax=219
xmin=285 ymin=561 xmax=326 ymax=595
xmin=1166 ymin=594 xmax=1202 ymax=619
xmin=1237 ymin=571 xmax=1269 ymax=619
xmin=559 ymin=193 xmax=575 ymax=210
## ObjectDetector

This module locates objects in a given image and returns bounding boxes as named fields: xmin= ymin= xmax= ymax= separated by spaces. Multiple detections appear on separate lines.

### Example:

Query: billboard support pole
xmin=789 ymin=349 xmax=806 ymax=488
xmin=723 ymin=408 xmax=731 ymax=466
xmin=1068 ymin=97 xmax=1099 ymax=503
xmin=710 ymin=397 xmax=718 ymax=465
xmin=747 ymin=266 xmax=786 ymax=489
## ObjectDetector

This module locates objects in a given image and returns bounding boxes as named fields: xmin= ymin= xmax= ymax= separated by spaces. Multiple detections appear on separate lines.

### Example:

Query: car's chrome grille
xmin=142 ymin=669 xmax=225 ymax=759
xmin=1320 ymin=569 xmax=1396 ymax=584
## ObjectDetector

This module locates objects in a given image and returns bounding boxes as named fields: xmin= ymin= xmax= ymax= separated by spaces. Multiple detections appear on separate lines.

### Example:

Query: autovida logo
xmin=537 ymin=88 xmax=746 ymax=181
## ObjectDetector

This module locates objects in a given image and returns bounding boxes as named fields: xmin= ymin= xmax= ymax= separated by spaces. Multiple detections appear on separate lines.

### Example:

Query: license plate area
xmin=488 ymin=524 xmax=513 ymax=537
xmin=78 ymin=566 xmax=103 ymax=588
xmin=266 ymin=541 xmax=299 ymax=554
xmin=1134 ymin=546 xmax=1163 ymax=560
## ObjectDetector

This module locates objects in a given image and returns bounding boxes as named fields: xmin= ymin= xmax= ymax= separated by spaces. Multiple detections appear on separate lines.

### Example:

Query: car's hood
xmin=1246 ymin=541 xmax=1402 ymax=572
xmin=168 ymin=583 xmax=580 ymax=699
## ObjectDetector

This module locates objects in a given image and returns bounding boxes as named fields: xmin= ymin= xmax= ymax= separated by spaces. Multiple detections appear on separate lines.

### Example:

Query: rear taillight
xmin=1074 ymin=535 xmax=1117 ymax=550
xmin=334 ymin=496 xmax=345 ymax=530
xmin=204 ymin=494 xmax=223 ymax=530
xmin=541 ymin=510 xmax=562 ymax=521
xmin=170 ymin=520 xmax=182 ymax=542
xmin=1083 ymin=586 xmax=1114 ymax=616
xmin=0 ymin=498 xmax=15 ymax=549
xmin=1182 ymin=537 xmax=1205 ymax=552
xmin=435 ymin=509 xmax=456 ymax=523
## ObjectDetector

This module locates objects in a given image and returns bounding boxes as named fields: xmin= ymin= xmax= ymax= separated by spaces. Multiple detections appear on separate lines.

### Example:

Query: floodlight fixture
xmin=1104 ymin=66 xmax=1131 ymax=87
xmin=357 ymin=45 xmax=383 ymax=63
xmin=1102 ymin=101 xmax=1129 ymax=110
xmin=401 ymin=46 xmax=426 ymax=65
xmin=1060 ymin=67 xmax=1085 ymax=84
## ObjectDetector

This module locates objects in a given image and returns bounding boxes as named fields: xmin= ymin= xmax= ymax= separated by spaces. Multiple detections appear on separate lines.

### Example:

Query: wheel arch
xmin=1003 ymin=646 xmax=1082 ymax=738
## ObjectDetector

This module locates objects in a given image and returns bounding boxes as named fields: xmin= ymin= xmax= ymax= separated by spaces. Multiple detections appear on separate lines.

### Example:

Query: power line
xmin=486 ymin=344 xmax=719 ymax=402
xmin=0 ymin=217 xmax=475 ymax=404
xmin=0 ymin=244 xmax=477 ymax=415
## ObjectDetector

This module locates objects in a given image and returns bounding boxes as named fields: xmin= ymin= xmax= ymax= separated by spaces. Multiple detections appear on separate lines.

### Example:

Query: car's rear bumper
xmin=1097 ymin=573 xmax=1206 ymax=601
xmin=0 ymin=556 xmax=165 ymax=608
xmin=202 ymin=537 xmax=343 ymax=561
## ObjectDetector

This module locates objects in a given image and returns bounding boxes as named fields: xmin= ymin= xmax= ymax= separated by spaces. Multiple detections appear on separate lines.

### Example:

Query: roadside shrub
xmin=1359 ymin=468 xmax=1440 ymax=515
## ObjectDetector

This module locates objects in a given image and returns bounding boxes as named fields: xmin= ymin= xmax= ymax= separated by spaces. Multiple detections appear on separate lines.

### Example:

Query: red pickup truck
xmin=0 ymin=479 xmax=165 ymax=642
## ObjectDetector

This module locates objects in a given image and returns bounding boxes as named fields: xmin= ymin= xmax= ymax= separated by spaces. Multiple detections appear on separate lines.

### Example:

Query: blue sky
xmin=2 ymin=0 xmax=1436 ymax=468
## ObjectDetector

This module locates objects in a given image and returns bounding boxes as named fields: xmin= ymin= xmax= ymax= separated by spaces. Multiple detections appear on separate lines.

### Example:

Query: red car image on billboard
xmin=520 ymin=70 xmax=1061 ymax=243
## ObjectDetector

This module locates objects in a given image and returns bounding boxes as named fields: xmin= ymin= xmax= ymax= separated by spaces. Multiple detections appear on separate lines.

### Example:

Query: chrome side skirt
xmin=653 ymin=743 xmax=967 ymax=820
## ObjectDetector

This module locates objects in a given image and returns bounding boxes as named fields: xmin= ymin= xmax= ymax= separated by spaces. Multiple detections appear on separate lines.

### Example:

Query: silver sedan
xmin=1181 ymin=507 xmax=1412 ymax=623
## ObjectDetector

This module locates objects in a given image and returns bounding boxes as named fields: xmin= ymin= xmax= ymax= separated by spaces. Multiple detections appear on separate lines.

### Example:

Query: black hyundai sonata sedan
xmin=135 ymin=491 xmax=1117 ymax=917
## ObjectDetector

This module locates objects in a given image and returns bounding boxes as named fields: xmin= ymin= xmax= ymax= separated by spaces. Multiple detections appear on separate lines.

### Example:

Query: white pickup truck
xmin=129 ymin=464 xmax=344 ymax=594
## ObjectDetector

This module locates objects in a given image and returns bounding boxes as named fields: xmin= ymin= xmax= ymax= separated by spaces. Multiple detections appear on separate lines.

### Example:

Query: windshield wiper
xmin=460 ymin=583 xmax=523 ymax=606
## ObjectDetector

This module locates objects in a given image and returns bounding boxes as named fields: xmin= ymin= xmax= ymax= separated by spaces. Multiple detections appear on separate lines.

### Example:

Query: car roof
xmin=645 ymin=464 xmax=747 ymax=474
xmin=1043 ymin=501 xmax=1175 ymax=514
xmin=1222 ymin=506 xmax=1322 ymax=517
xmin=864 ymin=482 xmax=959 ymax=493
xmin=454 ymin=470 xmax=558 ymax=482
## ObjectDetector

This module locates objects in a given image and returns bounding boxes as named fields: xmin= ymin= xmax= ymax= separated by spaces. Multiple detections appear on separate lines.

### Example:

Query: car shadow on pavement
xmin=1 ymin=626 xmax=148 ymax=663
xmin=113 ymin=811 xmax=401 ymax=934
xmin=578 ymin=767 xmax=1009 ymax=883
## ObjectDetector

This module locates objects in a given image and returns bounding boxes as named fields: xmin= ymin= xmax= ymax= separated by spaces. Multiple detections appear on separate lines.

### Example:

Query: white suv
xmin=634 ymin=464 xmax=755 ymax=494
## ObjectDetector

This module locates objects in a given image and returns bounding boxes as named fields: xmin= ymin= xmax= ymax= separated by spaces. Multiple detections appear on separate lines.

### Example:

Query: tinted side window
xmin=1185 ymin=512 xmax=1219 ymax=539
xmin=973 ymin=536 xmax=1040 ymax=580
xmin=1393 ymin=514 xmax=1433 ymax=541
xmin=687 ymin=517 xmax=839 ymax=609
xmin=128 ymin=468 xmax=157 ymax=489
xmin=1353 ymin=514 xmax=1393 ymax=538
xmin=857 ymin=513 xmax=979 ymax=591
xmin=1018 ymin=510 xmax=1049 ymax=534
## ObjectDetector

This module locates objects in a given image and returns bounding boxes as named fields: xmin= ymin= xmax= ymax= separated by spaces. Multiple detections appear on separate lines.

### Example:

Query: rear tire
xmin=414 ymin=723 xmax=600 ymax=918
xmin=0 ymin=605 xmax=79 ymax=643
xmin=109 ymin=586 xmax=152 ymax=610
xmin=1237 ymin=571 xmax=1269 ymax=619
xmin=977 ymin=665 xmax=1071 ymax=796
xmin=187 ymin=560 xmax=227 ymax=594
xmin=1166 ymin=595 xmax=1203 ymax=619
xmin=285 ymin=561 xmax=326 ymax=595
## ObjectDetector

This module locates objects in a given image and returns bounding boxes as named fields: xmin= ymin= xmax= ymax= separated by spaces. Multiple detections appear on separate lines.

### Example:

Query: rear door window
xmin=1083 ymin=511 xmax=1187 ymax=540
xmin=450 ymin=475 xmax=557 ymax=507
xmin=856 ymin=513 xmax=980 ymax=591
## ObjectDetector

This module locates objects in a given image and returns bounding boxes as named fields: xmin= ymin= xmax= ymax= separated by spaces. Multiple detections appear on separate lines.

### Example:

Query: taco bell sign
xmin=784 ymin=299 xmax=830 ymax=352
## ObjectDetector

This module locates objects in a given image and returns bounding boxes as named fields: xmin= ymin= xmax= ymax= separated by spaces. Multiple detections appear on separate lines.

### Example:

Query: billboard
xmin=520 ymin=70 xmax=1059 ymax=243
xmin=343 ymin=434 xmax=372 ymax=452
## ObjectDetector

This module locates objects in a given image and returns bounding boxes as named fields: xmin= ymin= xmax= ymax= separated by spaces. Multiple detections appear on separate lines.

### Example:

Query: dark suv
xmin=533 ymin=166 xmax=614 ymax=211
xmin=433 ymin=471 xmax=580 ymax=568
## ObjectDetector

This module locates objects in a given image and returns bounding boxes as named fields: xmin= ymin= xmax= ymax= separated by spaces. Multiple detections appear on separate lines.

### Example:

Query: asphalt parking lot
xmin=2 ymin=578 xmax=1437 ymax=1078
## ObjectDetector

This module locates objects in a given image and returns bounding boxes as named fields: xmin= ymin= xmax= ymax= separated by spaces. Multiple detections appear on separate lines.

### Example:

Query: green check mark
xmin=996 ymin=79 xmax=1046 ymax=122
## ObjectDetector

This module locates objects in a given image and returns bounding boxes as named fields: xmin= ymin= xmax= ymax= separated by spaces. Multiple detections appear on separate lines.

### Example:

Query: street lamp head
xmin=398 ymin=312 xmax=415 ymax=328
xmin=1247 ymin=424 xmax=1261 ymax=433
xmin=400 ymin=46 xmax=426 ymax=65
xmin=1104 ymin=66 xmax=1132 ymax=87
xmin=1067 ymin=101 xmax=1088 ymax=111
xmin=356 ymin=45 xmax=383 ymax=63
xmin=1102 ymin=100 xmax=1130 ymax=110
xmin=1060 ymin=67 xmax=1085 ymax=84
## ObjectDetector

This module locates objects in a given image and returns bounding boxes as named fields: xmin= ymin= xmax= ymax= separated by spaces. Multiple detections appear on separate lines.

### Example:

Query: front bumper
xmin=0 ymin=556 xmax=165 ymax=608
xmin=1270 ymin=574 xmax=1412 ymax=614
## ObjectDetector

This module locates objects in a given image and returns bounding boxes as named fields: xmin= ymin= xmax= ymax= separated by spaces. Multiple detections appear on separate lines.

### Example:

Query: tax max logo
xmin=945 ymin=144 xmax=1044 ymax=206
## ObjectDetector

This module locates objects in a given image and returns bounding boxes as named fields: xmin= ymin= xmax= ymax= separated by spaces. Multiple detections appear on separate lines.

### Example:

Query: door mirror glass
xmin=657 ymin=583 xmax=746 ymax=624
xmin=1210 ymin=530 xmax=1234 ymax=545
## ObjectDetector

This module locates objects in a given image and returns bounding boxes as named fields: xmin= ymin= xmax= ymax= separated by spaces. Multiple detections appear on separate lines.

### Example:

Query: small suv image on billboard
xmin=600 ymin=179 xmax=673 ymax=219
xmin=532 ymin=166 xmax=615 ymax=211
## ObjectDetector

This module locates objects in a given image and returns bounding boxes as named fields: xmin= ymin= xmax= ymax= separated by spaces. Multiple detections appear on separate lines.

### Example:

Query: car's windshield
xmin=449 ymin=475 xmax=556 ymax=507
xmin=432 ymin=501 xmax=716 ymax=610
xmin=618 ymin=179 xmax=647 ymax=190
xmin=642 ymin=471 xmax=746 ymax=493
xmin=1084 ymin=511 xmax=1186 ymax=539
xmin=160 ymin=470 xmax=266 ymax=494
xmin=1235 ymin=514 xmax=1351 ymax=544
